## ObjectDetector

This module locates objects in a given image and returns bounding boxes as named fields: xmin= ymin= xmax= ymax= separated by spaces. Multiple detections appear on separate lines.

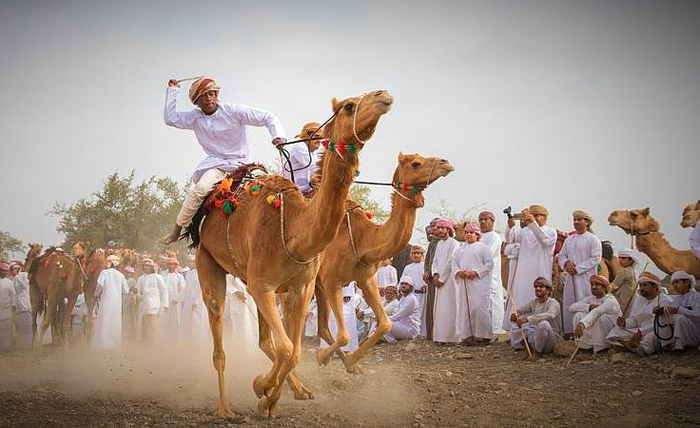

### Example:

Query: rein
xmin=345 ymin=206 xmax=371 ymax=267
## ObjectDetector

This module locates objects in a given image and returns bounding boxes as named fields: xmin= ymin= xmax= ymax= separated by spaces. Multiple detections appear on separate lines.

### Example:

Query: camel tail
xmin=182 ymin=205 xmax=206 ymax=249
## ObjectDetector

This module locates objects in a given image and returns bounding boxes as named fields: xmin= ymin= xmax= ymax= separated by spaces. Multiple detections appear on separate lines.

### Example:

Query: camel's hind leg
xmin=60 ymin=291 xmax=80 ymax=349
xmin=343 ymin=276 xmax=391 ymax=372
xmin=197 ymin=246 xmax=235 ymax=420
xmin=315 ymin=281 xmax=351 ymax=369
xmin=274 ymin=295 xmax=315 ymax=400
xmin=36 ymin=293 xmax=58 ymax=349
xmin=254 ymin=280 xmax=315 ymax=418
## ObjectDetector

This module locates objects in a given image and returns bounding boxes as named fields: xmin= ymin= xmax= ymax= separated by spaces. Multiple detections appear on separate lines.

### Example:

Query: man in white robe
xmin=363 ymin=285 xmax=399 ymax=338
xmin=431 ymin=219 xmax=460 ymax=344
xmin=375 ymin=259 xmax=398 ymax=293
xmin=654 ymin=271 xmax=700 ymax=351
xmin=612 ymin=248 xmax=638 ymax=317
xmin=570 ymin=274 xmax=622 ymax=353
xmin=305 ymin=297 xmax=318 ymax=340
xmin=402 ymin=245 xmax=427 ymax=315
xmin=606 ymin=272 xmax=673 ymax=355
xmin=479 ymin=211 xmax=505 ymax=335
xmin=281 ymin=122 xmax=322 ymax=197
xmin=224 ymin=275 xmax=259 ymax=358
xmin=70 ymin=292 xmax=87 ymax=344
xmin=91 ymin=255 xmax=129 ymax=351
xmin=12 ymin=264 xmax=32 ymax=350
xmin=322 ymin=282 xmax=360 ymax=352
xmin=689 ymin=221 xmax=700 ymax=258
xmin=452 ymin=223 xmax=494 ymax=343
xmin=558 ymin=210 xmax=602 ymax=335
xmin=161 ymin=258 xmax=186 ymax=338
xmin=0 ymin=263 xmax=15 ymax=351
xmin=385 ymin=276 xmax=421 ymax=342
xmin=136 ymin=259 xmax=168 ymax=343
xmin=181 ymin=260 xmax=209 ymax=348
xmin=161 ymin=76 xmax=286 ymax=243
xmin=510 ymin=277 xmax=563 ymax=360
xmin=502 ymin=205 xmax=557 ymax=330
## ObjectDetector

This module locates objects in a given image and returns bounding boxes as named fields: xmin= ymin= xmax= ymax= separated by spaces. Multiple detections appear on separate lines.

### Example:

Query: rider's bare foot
xmin=161 ymin=225 xmax=183 ymax=245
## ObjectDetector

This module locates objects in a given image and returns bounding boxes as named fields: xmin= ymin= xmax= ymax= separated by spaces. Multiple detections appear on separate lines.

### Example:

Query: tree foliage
xmin=349 ymin=184 xmax=390 ymax=223
xmin=0 ymin=230 xmax=23 ymax=262
xmin=50 ymin=171 xmax=189 ymax=254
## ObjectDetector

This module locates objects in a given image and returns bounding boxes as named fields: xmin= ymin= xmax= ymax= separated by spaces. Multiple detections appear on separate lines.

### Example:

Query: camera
xmin=512 ymin=212 xmax=524 ymax=220
xmin=502 ymin=206 xmax=512 ymax=218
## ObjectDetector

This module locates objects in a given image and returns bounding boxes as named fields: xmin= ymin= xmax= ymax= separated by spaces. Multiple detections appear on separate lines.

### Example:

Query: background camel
xmin=189 ymin=90 xmax=393 ymax=419
xmin=681 ymin=200 xmax=700 ymax=228
xmin=609 ymin=207 xmax=700 ymax=278
xmin=313 ymin=153 xmax=453 ymax=374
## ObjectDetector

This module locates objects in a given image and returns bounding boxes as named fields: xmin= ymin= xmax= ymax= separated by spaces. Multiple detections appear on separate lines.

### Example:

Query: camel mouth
xmin=438 ymin=164 xmax=455 ymax=177
xmin=372 ymin=100 xmax=392 ymax=115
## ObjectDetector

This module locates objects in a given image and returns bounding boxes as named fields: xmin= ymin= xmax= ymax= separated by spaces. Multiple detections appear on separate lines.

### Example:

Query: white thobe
xmin=667 ymin=289 xmax=700 ymax=349
xmin=386 ymin=293 xmax=421 ymax=342
xmin=606 ymin=292 xmax=674 ymax=355
xmin=13 ymin=273 xmax=32 ymax=350
xmin=569 ymin=294 xmax=622 ymax=352
xmin=180 ymin=269 xmax=210 ymax=347
xmin=690 ymin=222 xmax=700 ymax=258
xmin=503 ymin=223 xmax=557 ymax=330
xmin=136 ymin=273 xmax=168 ymax=341
xmin=451 ymin=242 xmax=494 ymax=341
xmin=431 ymin=237 xmax=461 ymax=343
xmin=510 ymin=298 xmax=563 ymax=353
xmin=305 ymin=298 xmax=318 ymax=337
xmin=322 ymin=297 xmax=360 ymax=352
xmin=224 ymin=275 xmax=259 ymax=357
xmin=402 ymin=262 xmax=427 ymax=312
xmin=281 ymin=143 xmax=318 ymax=193
xmin=0 ymin=277 xmax=15 ymax=351
xmin=481 ymin=231 xmax=505 ymax=334
xmin=91 ymin=268 xmax=129 ymax=351
xmin=558 ymin=232 xmax=602 ymax=334
xmin=164 ymin=86 xmax=286 ymax=183
xmin=161 ymin=271 xmax=186 ymax=337
xmin=375 ymin=265 xmax=398 ymax=289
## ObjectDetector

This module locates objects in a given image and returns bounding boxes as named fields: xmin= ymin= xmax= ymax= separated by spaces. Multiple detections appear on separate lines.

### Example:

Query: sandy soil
xmin=1 ymin=337 xmax=699 ymax=427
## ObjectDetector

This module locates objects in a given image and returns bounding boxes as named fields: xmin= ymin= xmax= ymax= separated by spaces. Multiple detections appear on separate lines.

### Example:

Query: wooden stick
xmin=566 ymin=342 xmax=580 ymax=367
xmin=176 ymin=75 xmax=204 ymax=84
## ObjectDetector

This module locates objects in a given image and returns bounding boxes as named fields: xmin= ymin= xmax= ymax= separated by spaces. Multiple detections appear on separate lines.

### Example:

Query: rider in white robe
xmin=91 ymin=257 xmax=129 ymax=351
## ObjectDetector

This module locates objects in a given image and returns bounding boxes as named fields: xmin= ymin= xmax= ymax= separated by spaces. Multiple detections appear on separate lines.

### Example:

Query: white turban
xmin=399 ymin=275 xmax=414 ymax=287
xmin=106 ymin=254 xmax=120 ymax=266
xmin=617 ymin=248 xmax=638 ymax=264
xmin=671 ymin=270 xmax=696 ymax=287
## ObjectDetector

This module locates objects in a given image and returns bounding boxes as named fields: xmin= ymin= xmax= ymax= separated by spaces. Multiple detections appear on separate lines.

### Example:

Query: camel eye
xmin=411 ymin=161 xmax=421 ymax=168
xmin=344 ymin=103 xmax=355 ymax=114
xmin=631 ymin=213 xmax=638 ymax=218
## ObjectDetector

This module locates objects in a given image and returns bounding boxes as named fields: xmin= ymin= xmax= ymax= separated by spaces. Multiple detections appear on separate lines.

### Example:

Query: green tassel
xmin=349 ymin=144 xmax=357 ymax=153
xmin=329 ymin=142 xmax=336 ymax=151
xmin=411 ymin=186 xmax=420 ymax=194
xmin=223 ymin=200 xmax=233 ymax=213
xmin=355 ymin=170 xmax=361 ymax=177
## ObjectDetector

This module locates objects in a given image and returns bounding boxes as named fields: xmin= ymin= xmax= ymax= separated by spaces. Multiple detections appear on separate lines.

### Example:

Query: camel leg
xmin=315 ymin=281 xmax=350 ymax=368
xmin=36 ymin=293 xmax=57 ymax=349
xmin=29 ymin=282 xmax=42 ymax=346
xmin=197 ymin=246 xmax=235 ymax=420
xmin=60 ymin=291 xmax=80 ymax=349
xmin=84 ymin=293 xmax=96 ymax=341
xmin=255 ymin=281 xmax=315 ymax=418
xmin=343 ymin=277 xmax=391 ymax=372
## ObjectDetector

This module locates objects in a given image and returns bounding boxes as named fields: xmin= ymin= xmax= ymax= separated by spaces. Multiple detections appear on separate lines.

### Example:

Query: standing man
xmin=431 ymin=219 xmax=460 ymax=344
xmin=422 ymin=219 xmax=440 ymax=339
xmin=479 ymin=211 xmax=505 ymax=336
xmin=136 ymin=259 xmax=168 ymax=344
xmin=570 ymin=275 xmax=622 ymax=353
xmin=282 ymin=122 xmax=323 ymax=197
xmin=161 ymin=76 xmax=287 ymax=244
xmin=375 ymin=259 xmax=398 ymax=293
xmin=91 ymin=255 xmax=130 ymax=351
xmin=558 ymin=210 xmax=602 ymax=335
xmin=11 ymin=262 xmax=32 ymax=350
xmin=181 ymin=255 xmax=209 ymax=348
xmin=161 ymin=258 xmax=186 ymax=338
xmin=611 ymin=248 xmax=638 ymax=317
xmin=510 ymin=277 xmax=563 ymax=361
xmin=0 ymin=263 xmax=15 ymax=351
xmin=401 ymin=245 xmax=427 ymax=314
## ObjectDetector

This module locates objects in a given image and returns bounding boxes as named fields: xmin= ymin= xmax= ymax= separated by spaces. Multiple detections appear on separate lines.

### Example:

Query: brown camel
xmin=681 ymin=200 xmax=700 ymax=228
xmin=190 ymin=90 xmax=393 ymax=419
xmin=83 ymin=247 xmax=107 ymax=340
xmin=313 ymin=153 xmax=454 ymax=374
xmin=609 ymin=207 xmax=700 ymax=278
xmin=24 ymin=243 xmax=43 ymax=270
xmin=30 ymin=247 xmax=85 ymax=347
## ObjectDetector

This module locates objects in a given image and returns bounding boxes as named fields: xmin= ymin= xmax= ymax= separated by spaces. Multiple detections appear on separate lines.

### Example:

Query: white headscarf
xmin=399 ymin=275 xmax=414 ymax=287
xmin=671 ymin=270 xmax=696 ymax=287
xmin=617 ymin=248 xmax=638 ymax=265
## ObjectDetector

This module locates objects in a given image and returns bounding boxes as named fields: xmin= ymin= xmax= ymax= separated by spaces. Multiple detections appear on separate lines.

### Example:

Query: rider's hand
xmin=272 ymin=137 xmax=287 ymax=148
xmin=168 ymin=79 xmax=180 ymax=88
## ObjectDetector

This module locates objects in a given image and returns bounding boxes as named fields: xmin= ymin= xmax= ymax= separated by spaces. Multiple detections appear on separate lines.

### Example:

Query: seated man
xmin=509 ymin=277 xmax=563 ymax=361
xmin=606 ymin=272 xmax=673 ymax=355
xmin=385 ymin=276 xmax=421 ymax=342
xmin=361 ymin=285 xmax=399 ymax=338
xmin=654 ymin=270 xmax=700 ymax=351
xmin=570 ymin=274 xmax=622 ymax=353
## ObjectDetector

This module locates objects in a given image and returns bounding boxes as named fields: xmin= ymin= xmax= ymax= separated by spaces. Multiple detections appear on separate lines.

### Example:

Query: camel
xmin=312 ymin=153 xmax=454 ymax=374
xmin=29 ymin=247 xmax=85 ymax=347
xmin=188 ymin=90 xmax=393 ymax=419
xmin=25 ymin=243 xmax=43 ymax=270
xmin=82 ymin=247 xmax=107 ymax=340
xmin=608 ymin=207 xmax=700 ymax=278
xmin=681 ymin=200 xmax=700 ymax=228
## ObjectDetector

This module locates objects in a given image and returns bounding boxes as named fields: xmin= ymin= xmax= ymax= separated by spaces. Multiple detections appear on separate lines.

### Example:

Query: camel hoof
xmin=316 ymin=349 xmax=332 ymax=366
xmin=253 ymin=374 xmax=268 ymax=398
xmin=257 ymin=396 xmax=277 ymax=419
xmin=345 ymin=364 xmax=363 ymax=375
xmin=214 ymin=405 xmax=236 ymax=420
xmin=293 ymin=389 xmax=315 ymax=400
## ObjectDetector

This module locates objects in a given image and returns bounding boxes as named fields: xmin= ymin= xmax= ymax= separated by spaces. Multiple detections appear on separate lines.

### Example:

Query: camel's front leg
xmin=274 ymin=294 xmax=315 ymax=400
xmin=255 ymin=281 xmax=315 ymax=418
xmin=344 ymin=277 xmax=391 ymax=372
xmin=60 ymin=291 xmax=80 ymax=349
xmin=84 ymin=293 xmax=96 ymax=341
xmin=316 ymin=282 xmax=350 ymax=367
xmin=36 ymin=293 xmax=57 ymax=349
xmin=197 ymin=247 xmax=235 ymax=420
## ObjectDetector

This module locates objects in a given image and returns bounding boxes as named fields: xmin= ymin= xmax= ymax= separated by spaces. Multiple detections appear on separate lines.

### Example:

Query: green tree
xmin=348 ymin=184 xmax=390 ymax=222
xmin=0 ymin=230 xmax=23 ymax=262
xmin=50 ymin=171 xmax=190 ymax=254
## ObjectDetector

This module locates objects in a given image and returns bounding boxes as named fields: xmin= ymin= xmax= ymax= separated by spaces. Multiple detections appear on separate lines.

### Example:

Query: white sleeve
xmin=528 ymin=222 xmax=557 ymax=248
xmin=690 ymin=222 xmax=700 ymax=258
xmin=475 ymin=246 xmax=494 ymax=279
xmin=157 ymin=277 xmax=169 ymax=309
xmin=163 ymin=86 xmax=197 ymax=129
xmin=232 ymin=104 xmax=286 ymax=139
xmin=558 ymin=239 xmax=570 ymax=269
xmin=95 ymin=271 xmax=107 ymax=297
xmin=568 ymin=297 xmax=591 ymax=314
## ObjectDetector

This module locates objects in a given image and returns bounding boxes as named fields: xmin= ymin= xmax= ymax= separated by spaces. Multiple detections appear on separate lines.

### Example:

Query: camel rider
xmin=161 ymin=77 xmax=287 ymax=244
xmin=281 ymin=122 xmax=323 ymax=197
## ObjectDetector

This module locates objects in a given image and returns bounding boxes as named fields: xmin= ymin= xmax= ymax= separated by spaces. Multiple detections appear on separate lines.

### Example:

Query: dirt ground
xmin=1 ymin=337 xmax=699 ymax=427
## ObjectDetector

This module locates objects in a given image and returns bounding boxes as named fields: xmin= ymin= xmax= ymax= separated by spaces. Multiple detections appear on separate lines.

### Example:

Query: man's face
xmin=308 ymin=139 xmax=321 ymax=152
xmin=399 ymin=283 xmax=412 ymax=295
xmin=409 ymin=250 xmax=424 ymax=264
xmin=435 ymin=226 xmax=449 ymax=240
xmin=187 ymin=259 xmax=196 ymax=269
xmin=197 ymin=90 xmax=219 ymax=114
xmin=619 ymin=256 xmax=634 ymax=268
xmin=143 ymin=264 xmax=155 ymax=274
xmin=10 ymin=266 xmax=20 ymax=277
xmin=534 ymin=214 xmax=547 ymax=226
xmin=167 ymin=262 xmax=178 ymax=273
xmin=478 ymin=217 xmax=494 ymax=233
xmin=465 ymin=231 xmax=478 ymax=244
xmin=573 ymin=216 xmax=588 ymax=233
xmin=124 ymin=272 xmax=133 ymax=279
xmin=638 ymin=281 xmax=658 ymax=299
xmin=590 ymin=281 xmax=606 ymax=298
xmin=0 ymin=269 xmax=8 ymax=278
xmin=384 ymin=287 xmax=397 ymax=300
xmin=534 ymin=282 xmax=548 ymax=299
xmin=672 ymin=279 xmax=691 ymax=294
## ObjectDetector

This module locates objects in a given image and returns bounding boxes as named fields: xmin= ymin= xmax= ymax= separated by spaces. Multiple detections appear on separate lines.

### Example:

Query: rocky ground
xmin=1 ymin=338 xmax=699 ymax=427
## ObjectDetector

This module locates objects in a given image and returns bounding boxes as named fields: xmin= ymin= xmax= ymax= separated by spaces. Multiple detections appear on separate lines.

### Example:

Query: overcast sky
xmin=1 ymin=0 xmax=698 ymax=274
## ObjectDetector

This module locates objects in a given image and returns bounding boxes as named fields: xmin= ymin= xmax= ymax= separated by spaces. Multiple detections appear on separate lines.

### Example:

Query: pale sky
xmin=1 ymin=0 xmax=698 ymax=275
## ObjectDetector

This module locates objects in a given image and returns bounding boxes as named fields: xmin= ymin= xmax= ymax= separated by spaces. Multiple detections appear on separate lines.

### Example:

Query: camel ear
xmin=642 ymin=207 xmax=650 ymax=216
xmin=695 ymin=200 xmax=700 ymax=209
xmin=397 ymin=152 xmax=407 ymax=163
xmin=331 ymin=97 xmax=340 ymax=113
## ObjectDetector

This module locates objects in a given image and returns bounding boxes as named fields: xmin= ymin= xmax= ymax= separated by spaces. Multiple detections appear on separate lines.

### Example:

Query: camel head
xmin=324 ymin=90 xmax=393 ymax=148
xmin=681 ymin=200 xmax=700 ymax=228
xmin=391 ymin=153 xmax=454 ymax=207
xmin=608 ymin=207 xmax=660 ymax=235
xmin=72 ymin=241 xmax=91 ymax=259
xmin=24 ymin=243 xmax=43 ymax=265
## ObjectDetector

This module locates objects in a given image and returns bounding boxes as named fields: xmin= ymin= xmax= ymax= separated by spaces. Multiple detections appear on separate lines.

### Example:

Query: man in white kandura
xmin=384 ymin=276 xmax=421 ymax=342
xmin=375 ymin=259 xmax=398 ymax=293
xmin=0 ymin=263 xmax=15 ymax=351
xmin=281 ymin=122 xmax=323 ymax=197
xmin=224 ymin=275 xmax=259 ymax=357
xmin=91 ymin=255 xmax=129 ymax=351
xmin=558 ymin=210 xmax=602 ymax=335
xmin=503 ymin=205 xmax=557 ymax=331
xmin=181 ymin=255 xmax=209 ymax=348
xmin=161 ymin=258 xmax=186 ymax=338
xmin=510 ymin=277 xmax=563 ymax=361
xmin=570 ymin=274 xmax=622 ymax=353
xmin=689 ymin=220 xmax=700 ymax=259
xmin=452 ymin=223 xmax=494 ymax=344
xmin=136 ymin=259 xmax=168 ymax=344
xmin=478 ymin=211 xmax=505 ymax=336
xmin=606 ymin=272 xmax=673 ymax=355
xmin=402 ymin=245 xmax=427 ymax=316
xmin=653 ymin=270 xmax=700 ymax=351
xmin=322 ymin=282 xmax=359 ymax=352
xmin=161 ymin=76 xmax=287 ymax=244
xmin=431 ymin=219 xmax=461 ymax=344
xmin=11 ymin=262 xmax=32 ymax=350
